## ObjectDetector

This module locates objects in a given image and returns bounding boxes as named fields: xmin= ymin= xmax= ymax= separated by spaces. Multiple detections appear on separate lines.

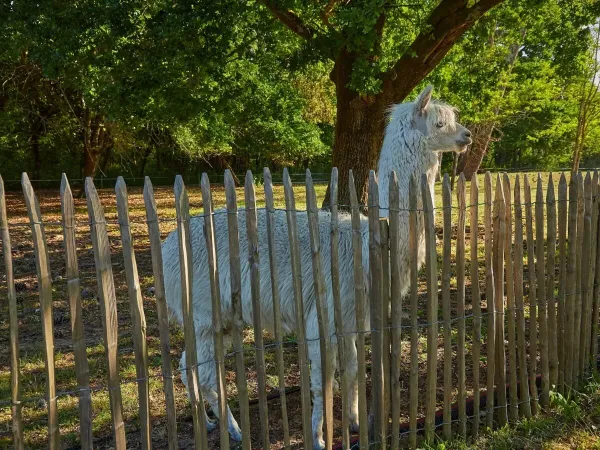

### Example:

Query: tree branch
xmin=383 ymin=0 xmax=506 ymax=104
xmin=259 ymin=0 xmax=315 ymax=40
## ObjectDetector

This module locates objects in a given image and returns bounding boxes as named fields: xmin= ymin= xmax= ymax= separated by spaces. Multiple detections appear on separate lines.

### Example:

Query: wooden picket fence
xmin=2 ymin=169 xmax=600 ymax=449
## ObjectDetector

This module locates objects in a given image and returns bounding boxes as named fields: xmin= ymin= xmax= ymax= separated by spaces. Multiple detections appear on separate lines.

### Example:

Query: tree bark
xmin=456 ymin=122 xmax=495 ymax=180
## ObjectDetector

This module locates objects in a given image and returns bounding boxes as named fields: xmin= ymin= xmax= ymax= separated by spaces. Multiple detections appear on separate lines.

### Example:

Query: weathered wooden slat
xmin=173 ymin=175 xmax=208 ymax=450
xmin=535 ymin=175 xmax=550 ymax=409
xmin=262 ymin=168 xmax=289 ymax=450
xmin=513 ymin=176 xmax=532 ymax=418
xmin=245 ymin=171 xmax=270 ymax=449
xmin=389 ymin=171 xmax=402 ymax=450
xmin=59 ymin=175 xmax=93 ymax=450
xmin=564 ymin=173 xmax=578 ymax=391
xmin=422 ymin=173 xmax=438 ymax=443
xmin=143 ymin=177 xmax=178 ymax=450
xmin=456 ymin=173 xmax=467 ymax=438
xmin=22 ymin=173 xmax=60 ymax=449
xmin=368 ymin=171 xmax=385 ymax=450
xmin=470 ymin=175 xmax=483 ymax=436
xmin=85 ymin=177 xmax=127 ymax=449
xmin=380 ymin=217 xmax=391 ymax=445
xmin=503 ymin=173 xmax=518 ymax=422
xmin=523 ymin=175 xmax=538 ymax=414
xmin=546 ymin=175 xmax=558 ymax=388
xmin=0 ymin=176 xmax=24 ymax=450
xmin=408 ymin=174 xmax=419 ymax=449
xmin=580 ymin=172 xmax=593 ymax=376
xmin=282 ymin=169 xmax=313 ymax=448
xmin=493 ymin=175 xmax=507 ymax=426
xmin=557 ymin=173 xmax=568 ymax=391
xmin=115 ymin=177 xmax=151 ymax=449
xmin=574 ymin=172 xmax=584 ymax=382
xmin=200 ymin=173 xmax=230 ymax=449
xmin=592 ymin=171 xmax=600 ymax=371
xmin=484 ymin=172 xmax=496 ymax=427
xmin=589 ymin=171 xmax=599 ymax=372
xmin=306 ymin=169 xmax=334 ymax=450
xmin=441 ymin=174 xmax=453 ymax=440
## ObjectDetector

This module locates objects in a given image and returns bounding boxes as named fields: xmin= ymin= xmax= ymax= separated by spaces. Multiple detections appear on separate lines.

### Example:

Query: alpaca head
xmin=412 ymin=85 xmax=472 ymax=154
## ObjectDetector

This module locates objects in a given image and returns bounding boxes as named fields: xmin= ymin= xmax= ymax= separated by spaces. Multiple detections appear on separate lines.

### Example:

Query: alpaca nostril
xmin=464 ymin=130 xmax=472 ymax=138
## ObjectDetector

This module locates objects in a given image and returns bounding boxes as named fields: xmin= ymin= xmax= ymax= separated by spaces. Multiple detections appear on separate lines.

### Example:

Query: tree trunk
xmin=323 ymin=50 xmax=388 ymax=208
xmin=30 ymin=119 xmax=42 ymax=183
xmin=139 ymin=147 xmax=152 ymax=177
xmin=456 ymin=122 xmax=495 ymax=181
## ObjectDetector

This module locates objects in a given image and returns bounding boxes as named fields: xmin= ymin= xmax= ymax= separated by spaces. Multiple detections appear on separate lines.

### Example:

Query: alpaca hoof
xmin=205 ymin=416 xmax=218 ymax=432
xmin=228 ymin=422 xmax=243 ymax=442
xmin=313 ymin=438 xmax=325 ymax=450
xmin=350 ymin=420 xmax=360 ymax=434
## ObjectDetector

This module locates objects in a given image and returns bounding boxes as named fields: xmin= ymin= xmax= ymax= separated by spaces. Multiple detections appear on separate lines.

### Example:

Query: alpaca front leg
xmin=345 ymin=336 xmax=360 ymax=433
xmin=179 ymin=352 xmax=217 ymax=432
xmin=308 ymin=339 xmax=325 ymax=450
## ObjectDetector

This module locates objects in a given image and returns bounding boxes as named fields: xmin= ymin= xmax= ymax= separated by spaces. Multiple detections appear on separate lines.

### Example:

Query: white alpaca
xmin=161 ymin=85 xmax=471 ymax=449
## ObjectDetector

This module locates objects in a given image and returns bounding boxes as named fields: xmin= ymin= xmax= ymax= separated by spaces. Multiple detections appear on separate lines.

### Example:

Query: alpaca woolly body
xmin=161 ymin=85 xmax=472 ymax=449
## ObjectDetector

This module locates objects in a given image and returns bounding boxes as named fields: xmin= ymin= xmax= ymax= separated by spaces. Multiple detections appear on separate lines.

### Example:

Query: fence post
xmin=85 ymin=177 xmax=127 ymax=449
xmin=456 ymin=173 xmax=467 ymax=438
xmin=380 ymin=217 xmax=391 ymax=444
xmin=0 ymin=176 xmax=24 ymax=450
xmin=262 ymin=167 xmax=290 ymax=449
xmin=523 ymin=175 xmax=539 ymax=414
xmin=368 ymin=171 xmax=385 ymax=450
xmin=546 ymin=175 xmax=558 ymax=388
xmin=283 ymin=169 xmax=314 ymax=448
xmin=115 ymin=177 xmax=152 ymax=449
xmin=513 ymin=175 xmax=532 ymax=418
xmin=592 ymin=170 xmax=600 ymax=371
xmin=60 ymin=175 xmax=93 ymax=450
xmin=200 ymin=173 xmax=231 ymax=449
xmin=557 ymin=174 xmax=568 ymax=391
xmin=389 ymin=171 xmax=402 ymax=450
xmin=470 ymin=175 xmax=483 ymax=436
xmin=244 ymin=171 xmax=270 ymax=449
xmin=408 ymin=174 xmax=419 ymax=449
xmin=564 ymin=173 xmax=579 ymax=391
xmin=441 ymin=174 xmax=453 ymax=441
xmin=535 ymin=175 xmax=550 ymax=409
xmin=306 ymin=169 xmax=334 ymax=450
xmin=422 ymin=173 xmax=438 ymax=443
xmin=574 ymin=172 xmax=585 ymax=383
xmin=580 ymin=173 xmax=593 ymax=377
xmin=173 ymin=175 xmax=209 ymax=450
xmin=484 ymin=172 xmax=496 ymax=427
xmin=588 ymin=171 xmax=599 ymax=371
xmin=493 ymin=175 xmax=507 ymax=426
xmin=21 ymin=173 xmax=60 ymax=449
xmin=143 ymin=177 xmax=178 ymax=450
xmin=503 ymin=174 xmax=518 ymax=422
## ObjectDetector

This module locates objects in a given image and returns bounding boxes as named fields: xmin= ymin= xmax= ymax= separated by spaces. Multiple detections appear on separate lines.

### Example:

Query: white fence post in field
xmin=349 ymin=170 xmax=369 ymax=450
xmin=245 ymin=171 xmax=270 ymax=449
xmin=173 ymin=175 xmax=209 ymax=450
xmin=60 ymin=175 xmax=93 ymax=449
xmin=143 ymin=177 xmax=178 ymax=450
xmin=21 ymin=173 xmax=60 ymax=450
xmin=225 ymin=170 xmax=252 ymax=450
xmin=282 ymin=168 xmax=313 ymax=448
xmin=115 ymin=177 xmax=151 ymax=450
xmin=422 ymin=173 xmax=438 ymax=444
xmin=85 ymin=177 xmax=127 ymax=449
xmin=0 ymin=176 xmax=24 ymax=450
xmin=200 ymin=173 xmax=230 ymax=449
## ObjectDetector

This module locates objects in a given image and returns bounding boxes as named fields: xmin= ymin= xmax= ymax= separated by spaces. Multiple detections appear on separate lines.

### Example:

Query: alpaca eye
xmin=436 ymin=122 xmax=444 ymax=128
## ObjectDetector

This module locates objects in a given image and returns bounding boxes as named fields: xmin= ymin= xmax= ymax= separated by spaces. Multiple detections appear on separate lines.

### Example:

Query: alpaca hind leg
xmin=345 ymin=337 xmax=360 ymax=433
xmin=179 ymin=351 xmax=217 ymax=431
xmin=307 ymin=338 xmax=325 ymax=450
xmin=196 ymin=340 xmax=243 ymax=442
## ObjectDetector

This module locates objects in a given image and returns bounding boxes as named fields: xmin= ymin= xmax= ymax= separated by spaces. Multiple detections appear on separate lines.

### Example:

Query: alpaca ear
xmin=414 ymin=85 xmax=434 ymax=116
